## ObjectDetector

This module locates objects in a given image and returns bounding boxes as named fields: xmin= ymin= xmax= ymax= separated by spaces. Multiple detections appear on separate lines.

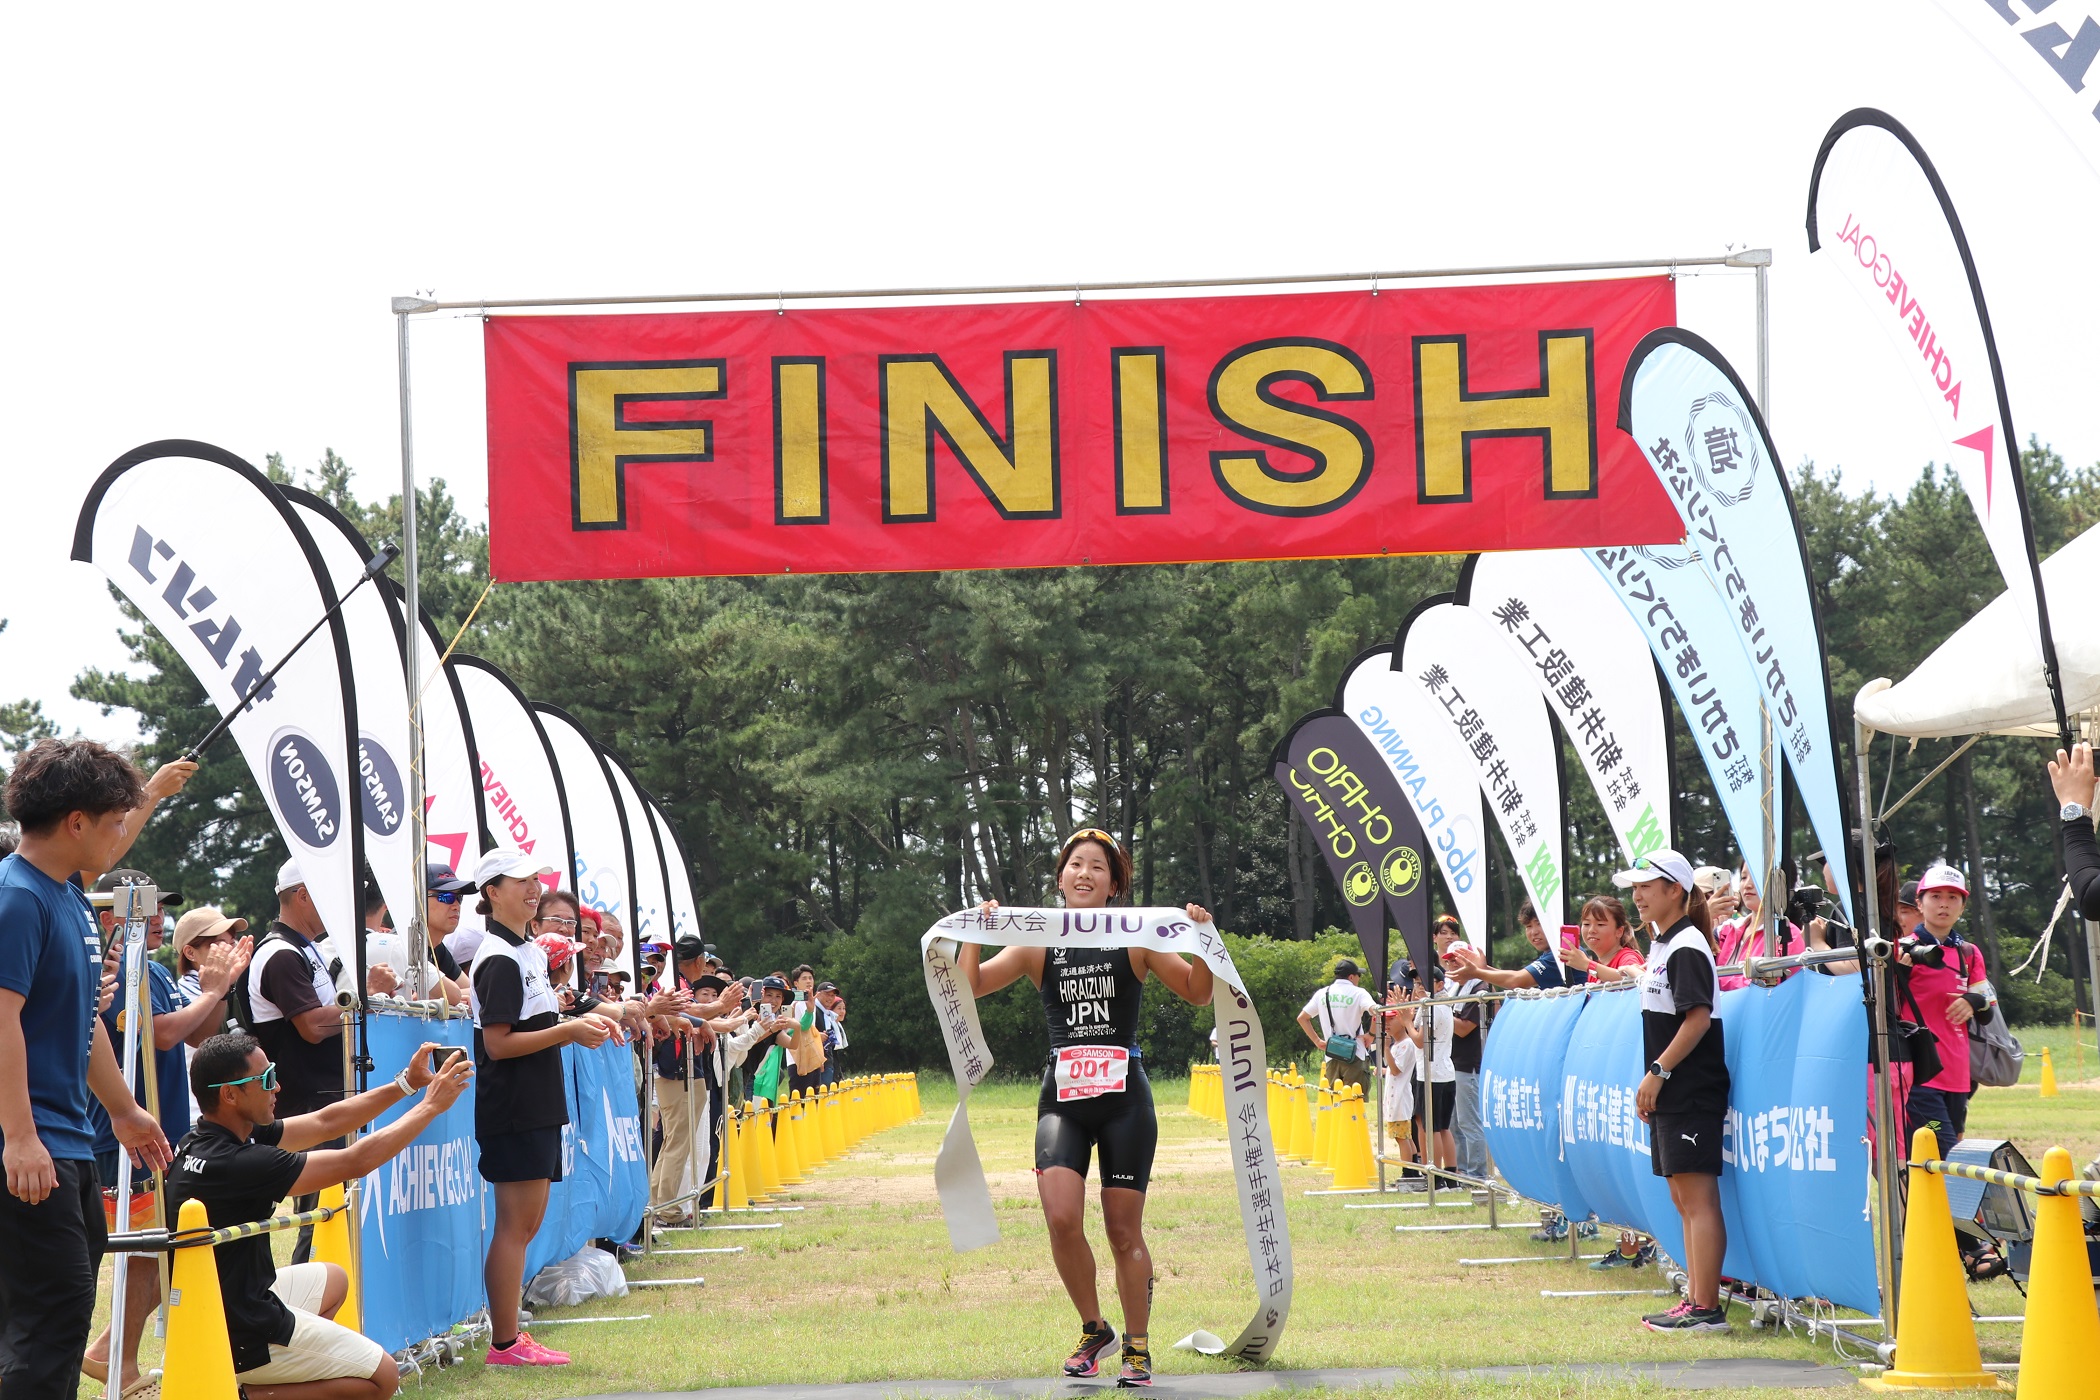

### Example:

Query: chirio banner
xmin=482 ymin=279 xmax=1680 ymax=580
xmin=1807 ymin=108 xmax=2068 ymax=741
xmin=1619 ymin=330 xmax=1854 ymax=921
xmin=73 ymin=441 xmax=365 ymax=951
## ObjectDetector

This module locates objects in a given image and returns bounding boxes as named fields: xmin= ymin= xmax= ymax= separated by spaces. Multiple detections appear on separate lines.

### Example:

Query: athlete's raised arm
xmin=960 ymin=901 xmax=1047 ymax=995
xmin=1135 ymin=904 xmax=1215 ymax=1006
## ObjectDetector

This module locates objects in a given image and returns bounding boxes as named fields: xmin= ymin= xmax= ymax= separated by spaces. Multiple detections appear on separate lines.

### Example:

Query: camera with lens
xmin=1902 ymin=936 xmax=1948 ymax=968
xmin=1785 ymin=882 xmax=1828 ymax=926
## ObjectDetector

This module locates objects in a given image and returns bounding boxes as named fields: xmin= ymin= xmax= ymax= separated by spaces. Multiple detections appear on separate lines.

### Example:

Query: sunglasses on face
xmin=1067 ymin=827 xmax=1120 ymax=851
xmin=429 ymin=889 xmax=461 ymax=905
xmin=209 ymin=1062 xmax=279 ymax=1092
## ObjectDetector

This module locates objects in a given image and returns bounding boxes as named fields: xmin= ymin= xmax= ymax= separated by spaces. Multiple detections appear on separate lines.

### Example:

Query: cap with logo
xmin=425 ymin=861 xmax=476 ymax=894
xmin=472 ymin=848 xmax=555 ymax=887
xmin=534 ymin=933 xmax=579 ymax=970
xmin=1611 ymin=848 xmax=1696 ymax=891
xmin=1916 ymin=862 xmax=1970 ymax=898
xmin=172 ymin=906 xmax=249 ymax=955
xmin=94 ymin=869 xmax=181 ymax=905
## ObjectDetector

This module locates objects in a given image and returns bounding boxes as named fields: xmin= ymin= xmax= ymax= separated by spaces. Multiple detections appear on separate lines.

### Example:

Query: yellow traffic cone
xmin=725 ymin=1110 xmax=752 ymax=1209
xmin=1864 ymin=1129 xmax=2005 ymax=1391
xmin=909 ymin=1071 xmax=922 ymax=1120
xmin=163 ymin=1199 xmax=238 ymax=1400
xmin=2015 ymin=1147 xmax=2100 ymax=1400
xmin=823 ymin=1084 xmax=847 ymax=1159
xmin=309 ymin=1182 xmax=359 ymax=1335
xmin=1288 ymin=1074 xmax=1316 ymax=1164
xmin=753 ymin=1100 xmax=784 ymax=1196
xmin=2040 ymin=1047 xmax=2060 ymax=1099
xmin=1313 ymin=1082 xmax=1337 ymax=1169
xmin=1333 ymin=1088 xmax=1373 ymax=1190
xmin=773 ymin=1096 xmax=805 ymax=1185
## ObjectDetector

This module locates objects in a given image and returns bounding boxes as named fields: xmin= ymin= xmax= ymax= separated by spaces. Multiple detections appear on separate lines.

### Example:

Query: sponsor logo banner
xmin=483 ymin=280 xmax=1680 ymax=580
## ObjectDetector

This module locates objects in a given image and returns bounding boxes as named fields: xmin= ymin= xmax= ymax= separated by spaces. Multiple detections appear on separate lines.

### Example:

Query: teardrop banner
xmin=921 ymin=908 xmax=1289 ymax=1363
xmin=450 ymin=654 xmax=574 ymax=965
xmin=72 ymin=441 xmax=365 ymax=952
xmin=482 ymin=278 xmax=1680 ymax=580
xmin=536 ymin=704 xmax=633 ymax=937
xmin=605 ymin=754 xmax=672 ymax=980
xmin=1271 ymin=708 xmax=1434 ymax=985
xmin=1335 ymin=645 xmax=1489 ymax=951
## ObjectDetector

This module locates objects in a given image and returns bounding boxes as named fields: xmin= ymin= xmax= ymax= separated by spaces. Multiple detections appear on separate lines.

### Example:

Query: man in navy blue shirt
xmin=0 ymin=740 xmax=173 ymax=1400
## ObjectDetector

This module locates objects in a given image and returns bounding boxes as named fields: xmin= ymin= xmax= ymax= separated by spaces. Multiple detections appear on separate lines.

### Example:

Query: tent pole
xmin=1855 ymin=722 xmax=1903 ymax=1330
xmin=393 ymin=299 xmax=430 ymax=998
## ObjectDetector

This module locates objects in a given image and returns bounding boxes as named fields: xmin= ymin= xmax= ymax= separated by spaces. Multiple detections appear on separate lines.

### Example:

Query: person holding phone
xmin=468 ymin=851 xmax=625 ymax=1368
xmin=1620 ymin=850 xmax=1730 ymax=1333
xmin=960 ymin=829 xmax=1213 ymax=1387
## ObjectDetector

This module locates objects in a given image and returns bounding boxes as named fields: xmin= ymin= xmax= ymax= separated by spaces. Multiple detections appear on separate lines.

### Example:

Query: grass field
xmin=78 ymin=1048 xmax=2093 ymax=1399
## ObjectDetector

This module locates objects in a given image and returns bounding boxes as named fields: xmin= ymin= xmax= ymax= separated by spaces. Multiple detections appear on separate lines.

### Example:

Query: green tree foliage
xmin=64 ymin=443 xmax=2100 ymax=1049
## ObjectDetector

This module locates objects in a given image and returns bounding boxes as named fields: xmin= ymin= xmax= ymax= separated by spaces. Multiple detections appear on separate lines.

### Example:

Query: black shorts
xmin=1415 ymin=1079 xmax=1456 ymax=1130
xmin=1036 ymin=1062 xmax=1157 ymax=1193
xmin=1650 ymin=1112 xmax=1724 ymax=1177
xmin=478 ymin=1125 xmax=565 ymax=1184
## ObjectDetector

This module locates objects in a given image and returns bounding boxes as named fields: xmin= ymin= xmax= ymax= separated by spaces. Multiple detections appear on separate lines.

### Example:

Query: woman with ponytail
xmin=1616 ymin=849 xmax=1730 ymax=1334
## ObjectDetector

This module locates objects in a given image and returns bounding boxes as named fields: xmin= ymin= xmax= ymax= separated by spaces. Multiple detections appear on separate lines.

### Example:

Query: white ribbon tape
xmin=921 ymin=907 xmax=1291 ymax=1364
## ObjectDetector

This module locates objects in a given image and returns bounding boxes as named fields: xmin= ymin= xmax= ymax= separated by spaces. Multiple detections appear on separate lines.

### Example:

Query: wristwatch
xmin=1647 ymin=1060 xmax=1672 ymax=1080
xmin=2062 ymin=802 xmax=2091 ymax=824
xmin=393 ymin=1067 xmax=415 ymax=1096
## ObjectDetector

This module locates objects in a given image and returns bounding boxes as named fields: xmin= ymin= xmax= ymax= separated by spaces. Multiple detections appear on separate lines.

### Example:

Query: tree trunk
xmin=1959 ymin=752 xmax=2006 ymax=984
xmin=1287 ymin=807 xmax=1314 ymax=941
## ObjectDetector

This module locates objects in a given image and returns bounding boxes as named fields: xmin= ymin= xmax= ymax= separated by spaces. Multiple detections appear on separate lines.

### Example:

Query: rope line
xmin=1918 ymin=1158 xmax=2100 ymax=1197
xmin=105 ymin=1202 xmax=344 ymax=1254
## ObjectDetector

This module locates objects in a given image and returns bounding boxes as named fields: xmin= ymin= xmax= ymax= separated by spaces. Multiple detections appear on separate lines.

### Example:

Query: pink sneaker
xmin=485 ymin=1332 xmax=570 ymax=1366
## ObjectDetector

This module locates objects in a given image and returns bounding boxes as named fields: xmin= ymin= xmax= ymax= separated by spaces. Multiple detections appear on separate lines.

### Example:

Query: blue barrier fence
xmin=1480 ymin=972 xmax=1876 ymax=1314
xmin=356 ymin=1011 xmax=651 ymax=1354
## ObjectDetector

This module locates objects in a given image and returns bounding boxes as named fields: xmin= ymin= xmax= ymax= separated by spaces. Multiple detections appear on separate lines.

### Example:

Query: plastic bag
xmin=524 ymin=1244 xmax=630 ymax=1309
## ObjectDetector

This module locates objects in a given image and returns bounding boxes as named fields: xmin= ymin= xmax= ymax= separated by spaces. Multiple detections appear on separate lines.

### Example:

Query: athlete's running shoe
xmin=1062 ymin=1320 xmax=1119 ymax=1378
xmin=485 ymin=1333 xmax=570 ymax=1366
xmin=1643 ymin=1303 xmax=1729 ymax=1334
xmin=1117 ymin=1336 xmax=1153 ymax=1388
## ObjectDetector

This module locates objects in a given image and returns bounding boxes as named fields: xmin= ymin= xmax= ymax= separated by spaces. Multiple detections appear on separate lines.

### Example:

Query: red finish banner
xmin=484 ymin=278 xmax=1680 ymax=581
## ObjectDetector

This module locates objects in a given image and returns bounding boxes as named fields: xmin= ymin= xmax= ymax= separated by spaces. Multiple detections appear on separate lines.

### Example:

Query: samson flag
xmin=650 ymin=804 xmax=701 ymax=944
xmin=1463 ymin=550 xmax=1672 ymax=866
xmin=922 ymin=907 xmax=1289 ymax=1362
xmin=1929 ymin=1 xmax=2100 ymax=185
xmin=1272 ymin=710 xmax=1434 ymax=985
xmin=537 ymin=704 xmax=633 ymax=938
xmin=1587 ymin=544 xmax=1772 ymax=885
xmin=482 ymin=278 xmax=1680 ymax=580
xmin=283 ymin=490 xmax=423 ymax=952
xmin=384 ymin=585 xmax=488 ymax=886
xmin=451 ymin=655 xmax=574 ymax=912
xmin=74 ymin=442 xmax=365 ymax=951
xmin=1620 ymin=330 xmax=1854 ymax=920
xmin=606 ymin=755 xmax=671 ymax=979
xmin=1808 ymin=108 xmax=2069 ymax=742
xmin=1397 ymin=598 xmax=1566 ymax=929
xmin=1335 ymin=647 xmax=1489 ymax=951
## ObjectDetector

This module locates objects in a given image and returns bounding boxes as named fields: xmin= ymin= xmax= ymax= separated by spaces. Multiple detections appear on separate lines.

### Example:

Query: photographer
xmin=1296 ymin=959 xmax=1375 ymax=1092
xmin=1894 ymin=864 xmax=1998 ymax=1158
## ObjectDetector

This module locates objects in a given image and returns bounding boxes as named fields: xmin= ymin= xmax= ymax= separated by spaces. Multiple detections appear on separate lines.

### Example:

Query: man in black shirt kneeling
xmin=167 ymin=1032 xmax=471 ymax=1400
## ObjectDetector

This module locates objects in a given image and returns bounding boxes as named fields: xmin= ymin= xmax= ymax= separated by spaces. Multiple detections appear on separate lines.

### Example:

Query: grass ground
xmin=79 ymin=1052 xmax=2091 ymax=1399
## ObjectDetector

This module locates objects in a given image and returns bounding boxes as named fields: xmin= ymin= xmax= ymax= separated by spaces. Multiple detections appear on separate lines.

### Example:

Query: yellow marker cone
xmin=1288 ymin=1074 xmax=1316 ymax=1164
xmin=1313 ymin=1082 xmax=1337 ymax=1169
xmin=163 ymin=1199 xmax=238 ymax=1400
xmin=752 ymin=1099 xmax=784 ymax=1196
xmin=2040 ymin=1047 xmax=2060 ymax=1099
xmin=2015 ymin=1147 xmax=2100 ymax=1400
xmin=725 ymin=1110 xmax=751 ymax=1209
xmin=309 ymin=1182 xmax=359 ymax=1335
xmin=1333 ymin=1088 xmax=1373 ymax=1190
xmin=1864 ymin=1129 xmax=2007 ymax=1391
xmin=908 ymin=1071 xmax=922 ymax=1120
xmin=773 ymin=1096 xmax=804 ymax=1185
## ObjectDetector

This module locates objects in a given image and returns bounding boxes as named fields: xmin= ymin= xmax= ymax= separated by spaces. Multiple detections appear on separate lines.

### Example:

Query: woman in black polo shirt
xmin=468 ymin=851 xmax=621 ymax=1368
xmin=1618 ymin=849 xmax=1730 ymax=1335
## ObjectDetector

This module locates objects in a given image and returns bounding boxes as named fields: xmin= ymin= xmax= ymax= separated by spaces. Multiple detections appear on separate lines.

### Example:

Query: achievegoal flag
xmin=1929 ymin=0 xmax=2100 ymax=186
xmin=537 ymin=704 xmax=632 ymax=932
xmin=922 ymin=908 xmax=1289 ymax=1363
xmin=1397 ymin=598 xmax=1566 ymax=927
xmin=1587 ymin=543 xmax=1773 ymax=887
xmin=1463 ymin=550 xmax=1673 ymax=867
xmin=1334 ymin=646 xmax=1489 ymax=952
xmin=284 ymin=491 xmax=423 ymax=949
xmin=73 ymin=442 xmax=364 ymax=950
xmin=451 ymin=656 xmax=574 ymax=896
xmin=1271 ymin=709 xmax=1435 ymax=982
xmin=1808 ymin=107 xmax=2068 ymax=739
xmin=1619 ymin=330 xmax=1854 ymax=920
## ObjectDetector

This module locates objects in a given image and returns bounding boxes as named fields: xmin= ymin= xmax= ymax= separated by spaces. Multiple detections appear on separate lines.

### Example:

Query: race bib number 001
xmin=1054 ymin=1045 xmax=1130 ymax=1101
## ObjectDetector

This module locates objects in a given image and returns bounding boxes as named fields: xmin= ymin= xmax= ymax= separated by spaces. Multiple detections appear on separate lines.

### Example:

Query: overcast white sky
xmin=7 ymin=2 xmax=2097 ymax=743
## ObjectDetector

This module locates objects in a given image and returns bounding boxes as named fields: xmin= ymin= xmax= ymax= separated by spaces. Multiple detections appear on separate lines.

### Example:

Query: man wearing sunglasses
xmin=168 ymin=1031 xmax=471 ymax=1400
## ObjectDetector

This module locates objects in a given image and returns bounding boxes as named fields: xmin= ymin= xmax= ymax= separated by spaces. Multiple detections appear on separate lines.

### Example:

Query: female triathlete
xmin=960 ymin=828 xmax=1213 ymax=1387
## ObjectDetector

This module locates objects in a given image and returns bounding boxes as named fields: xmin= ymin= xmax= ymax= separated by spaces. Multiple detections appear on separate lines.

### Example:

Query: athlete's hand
xmin=978 ymin=900 xmax=1000 ymax=919
xmin=2050 ymin=742 xmax=2096 ymax=810
xmin=1635 ymin=1072 xmax=1662 ymax=1121
xmin=567 ymin=1015 xmax=613 ymax=1049
xmin=1185 ymin=903 xmax=1213 ymax=925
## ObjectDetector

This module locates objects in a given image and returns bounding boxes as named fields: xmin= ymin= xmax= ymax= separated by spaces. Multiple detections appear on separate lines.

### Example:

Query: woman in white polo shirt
xmin=468 ymin=850 xmax=624 ymax=1368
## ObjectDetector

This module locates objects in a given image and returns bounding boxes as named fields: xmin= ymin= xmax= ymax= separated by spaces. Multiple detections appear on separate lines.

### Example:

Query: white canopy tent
xmin=1854 ymin=520 xmax=2100 ymax=740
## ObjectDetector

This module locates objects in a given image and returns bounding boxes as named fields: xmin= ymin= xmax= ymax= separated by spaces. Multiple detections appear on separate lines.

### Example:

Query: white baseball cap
xmin=1612 ymin=849 xmax=1696 ymax=892
xmin=473 ymin=848 xmax=556 ymax=887
xmin=1916 ymin=862 xmax=1970 ymax=898
xmin=275 ymin=857 xmax=305 ymax=894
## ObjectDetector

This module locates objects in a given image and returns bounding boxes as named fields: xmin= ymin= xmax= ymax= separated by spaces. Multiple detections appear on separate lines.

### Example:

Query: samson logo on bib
xmin=1054 ymin=1045 xmax=1130 ymax=1100
xmin=268 ymin=727 xmax=343 ymax=848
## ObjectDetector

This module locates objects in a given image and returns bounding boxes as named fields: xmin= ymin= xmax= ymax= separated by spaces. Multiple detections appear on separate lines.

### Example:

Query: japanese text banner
xmin=484 ymin=279 xmax=1680 ymax=580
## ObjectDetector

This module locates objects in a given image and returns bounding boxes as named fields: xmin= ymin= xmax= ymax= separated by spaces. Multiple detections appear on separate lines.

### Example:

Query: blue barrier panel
xmin=1503 ymin=976 xmax=1875 ymax=1313
xmin=524 ymin=1041 xmax=649 ymax=1279
xmin=1478 ymin=994 xmax=1591 ymax=1222
xmin=357 ymin=1013 xmax=484 ymax=1355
